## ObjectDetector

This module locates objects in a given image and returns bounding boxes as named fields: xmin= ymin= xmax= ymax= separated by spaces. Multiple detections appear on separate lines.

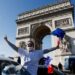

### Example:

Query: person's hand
xmin=57 ymin=39 xmax=60 ymax=48
xmin=4 ymin=36 xmax=8 ymax=41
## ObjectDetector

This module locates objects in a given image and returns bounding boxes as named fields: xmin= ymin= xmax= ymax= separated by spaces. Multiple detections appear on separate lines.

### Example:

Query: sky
xmin=0 ymin=0 xmax=75 ymax=57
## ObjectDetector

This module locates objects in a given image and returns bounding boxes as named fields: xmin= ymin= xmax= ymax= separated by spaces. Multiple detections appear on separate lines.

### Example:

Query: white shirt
xmin=18 ymin=48 xmax=43 ymax=75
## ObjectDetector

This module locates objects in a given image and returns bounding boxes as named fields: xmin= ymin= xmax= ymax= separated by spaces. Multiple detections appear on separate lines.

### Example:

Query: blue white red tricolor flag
xmin=45 ymin=56 xmax=54 ymax=74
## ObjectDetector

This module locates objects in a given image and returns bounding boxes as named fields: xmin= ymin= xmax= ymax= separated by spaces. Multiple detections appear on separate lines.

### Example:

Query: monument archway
xmin=31 ymin=24 xmax=51 ymax=50
xmin=16 ymin=0 xmax=75 ymax=66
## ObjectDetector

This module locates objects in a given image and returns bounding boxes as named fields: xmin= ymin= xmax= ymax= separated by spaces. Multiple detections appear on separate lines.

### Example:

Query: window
xmin=18 ymin=27 xmax=29 ymax=35
xmin=55 ymin=18 xmax=72 ymax=27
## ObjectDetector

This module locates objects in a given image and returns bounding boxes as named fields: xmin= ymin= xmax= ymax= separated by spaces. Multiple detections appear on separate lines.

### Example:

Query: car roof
xmin=0 ymin=56 xmax=17 ymax=62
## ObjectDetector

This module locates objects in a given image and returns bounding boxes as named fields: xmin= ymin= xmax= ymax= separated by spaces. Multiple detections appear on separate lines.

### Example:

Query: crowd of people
xmin=3 ymin=28 xmax=65 ymax=75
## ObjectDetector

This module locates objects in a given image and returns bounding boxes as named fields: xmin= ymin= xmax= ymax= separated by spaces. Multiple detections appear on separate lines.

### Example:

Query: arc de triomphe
xmin=16 ymin=0 xmax=75 ymax=66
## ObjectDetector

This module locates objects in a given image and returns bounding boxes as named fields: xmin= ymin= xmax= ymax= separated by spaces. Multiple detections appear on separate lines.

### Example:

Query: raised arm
xmin=43 ymin=46 xmax=59 ymax=54
xmin=43 ymin=28 xmax=65 ymax=54
xmin=4 ymin=36 xmax=18 ymax=52
xmin=43 ymin=39 xmax=60 ymax=54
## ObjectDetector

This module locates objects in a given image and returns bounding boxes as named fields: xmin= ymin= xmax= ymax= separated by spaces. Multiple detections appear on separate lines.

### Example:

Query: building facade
xmin=16 ymin=0 xmax=75 ymax=66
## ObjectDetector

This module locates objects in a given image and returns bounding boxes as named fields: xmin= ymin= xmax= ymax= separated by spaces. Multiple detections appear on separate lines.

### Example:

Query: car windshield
xmin=0 ymin=59 xmax=31 ymax=75
xmin=0 ymin=59 xmax=19 ymax=75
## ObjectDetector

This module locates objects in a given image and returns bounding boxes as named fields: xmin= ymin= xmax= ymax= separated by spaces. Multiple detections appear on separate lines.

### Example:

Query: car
xmin=64 ymin=57 xmax=75 ymax=73
xmin=0 ymin=57 xmax=31 ymax=75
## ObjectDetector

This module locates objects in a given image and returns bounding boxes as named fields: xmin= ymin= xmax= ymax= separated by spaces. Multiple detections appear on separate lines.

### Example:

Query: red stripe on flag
xmin=48 ymin=65 xmax=54 ymax=74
